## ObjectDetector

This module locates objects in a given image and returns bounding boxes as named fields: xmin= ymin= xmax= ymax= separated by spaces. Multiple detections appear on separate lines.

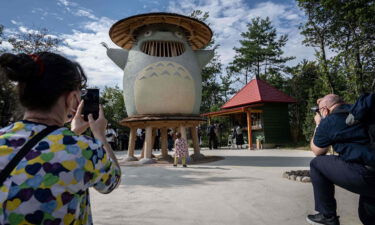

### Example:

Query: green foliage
xmin=256 ymin=135 xmax=265 ymax=141
xmin=190 ymin=10 xmax=233 ymax=113
xmin=297 ymin=0 xmax=375 ymax=98
xmin=284 ymin=61 xmax=320 ymax=141
xmin=293 ymin=0 xmax=375 ymax=142
xmin=100 ymin=86 xmax=127 ymax=132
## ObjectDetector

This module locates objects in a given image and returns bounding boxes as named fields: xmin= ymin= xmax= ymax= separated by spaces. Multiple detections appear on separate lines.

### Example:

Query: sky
xmin=0 ymin=0 xmax=317 ymax=89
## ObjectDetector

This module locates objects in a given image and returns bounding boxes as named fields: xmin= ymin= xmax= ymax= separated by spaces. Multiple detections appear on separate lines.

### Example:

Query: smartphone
xmin=81 ymin=88 xmax=99 ymax=121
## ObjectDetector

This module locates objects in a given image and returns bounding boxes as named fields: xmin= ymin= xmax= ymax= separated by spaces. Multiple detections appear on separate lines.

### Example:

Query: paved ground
xmin=90 ymin=149 xmax=361 ymax=225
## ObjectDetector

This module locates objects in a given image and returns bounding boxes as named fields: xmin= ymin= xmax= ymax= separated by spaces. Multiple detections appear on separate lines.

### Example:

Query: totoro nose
xmin=141 ymin=40 xmax=185 ymax=57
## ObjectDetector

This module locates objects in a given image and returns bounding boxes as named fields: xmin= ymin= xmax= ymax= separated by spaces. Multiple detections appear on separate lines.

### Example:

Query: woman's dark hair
xmin=0 ymin=52 xmax=87 ymax=111
xmin=176 ymin=132 xmax=181 ymax=138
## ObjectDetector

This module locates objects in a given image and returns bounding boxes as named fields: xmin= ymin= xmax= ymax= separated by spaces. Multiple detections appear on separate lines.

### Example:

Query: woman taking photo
xmin=0 ymin=52 xmax=121 ymax=225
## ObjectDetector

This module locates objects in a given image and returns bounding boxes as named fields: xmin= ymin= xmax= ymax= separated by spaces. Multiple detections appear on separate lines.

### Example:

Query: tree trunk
xmin=355 ymin=49 xmax=364 ymax=94
xmin=319 ymin=37 xmax=334 ymax=93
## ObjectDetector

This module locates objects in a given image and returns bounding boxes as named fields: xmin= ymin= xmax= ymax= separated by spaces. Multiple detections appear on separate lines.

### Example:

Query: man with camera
xmin=307 ymin=94 xmax=375 ymax=225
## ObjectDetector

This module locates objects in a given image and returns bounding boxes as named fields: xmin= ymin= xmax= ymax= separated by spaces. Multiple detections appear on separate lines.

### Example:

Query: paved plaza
xmin=91 ymin=149 xmax=361 ymax=225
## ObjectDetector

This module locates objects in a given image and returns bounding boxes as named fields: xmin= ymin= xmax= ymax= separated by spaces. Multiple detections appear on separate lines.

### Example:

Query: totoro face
xmin=133 ymin=24 xmax=189 ymax=57
xmin=124 ymin=24 xmax=199 ymax=115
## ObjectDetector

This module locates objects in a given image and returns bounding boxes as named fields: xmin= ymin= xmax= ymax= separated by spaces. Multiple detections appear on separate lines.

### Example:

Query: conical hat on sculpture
xmin=109 ymin=12 xmax=213 ymax=50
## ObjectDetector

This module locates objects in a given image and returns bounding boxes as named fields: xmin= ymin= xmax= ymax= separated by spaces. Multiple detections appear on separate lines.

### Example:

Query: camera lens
xmin=311 ymin=106 xmax=319 ymax=113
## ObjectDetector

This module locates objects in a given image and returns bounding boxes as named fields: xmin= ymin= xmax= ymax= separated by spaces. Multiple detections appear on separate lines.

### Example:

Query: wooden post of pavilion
xmin=246 ymin=110 xmax=253 ymax=150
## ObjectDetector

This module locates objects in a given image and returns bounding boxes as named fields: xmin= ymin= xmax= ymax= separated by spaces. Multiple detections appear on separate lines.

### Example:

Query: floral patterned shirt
xmin=0 ymin=121 xmax=121 ymax=225
xmin=174 ymin=138 xmax=188 ymax=158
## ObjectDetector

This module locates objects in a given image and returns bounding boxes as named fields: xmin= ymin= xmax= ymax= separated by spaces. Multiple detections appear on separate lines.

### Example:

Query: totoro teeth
xmin=156 ymin=63 xmax=164 ymax=67
xmin=167 ymin=63 xmax=175 ymax=67
xmin=177 ymin=67 xmax=185 ymax=72
xmin=146 ymin=67 xmax=154 ymax=71
xmin=139 ymin=76 xmax=147 ymax=80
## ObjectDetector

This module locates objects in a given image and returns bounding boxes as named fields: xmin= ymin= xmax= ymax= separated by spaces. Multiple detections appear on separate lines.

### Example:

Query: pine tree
xmin=228 ymin=17 xmax=294 ymax=85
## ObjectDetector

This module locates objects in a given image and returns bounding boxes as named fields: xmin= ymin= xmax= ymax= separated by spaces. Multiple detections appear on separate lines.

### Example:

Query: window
xmin=251 ymin=113 xmax=262 ymax=130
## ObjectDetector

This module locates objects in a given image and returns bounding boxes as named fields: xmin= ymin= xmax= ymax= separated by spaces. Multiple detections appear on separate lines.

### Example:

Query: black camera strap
xmin=0 ymin=125 xmax=59 ymax=186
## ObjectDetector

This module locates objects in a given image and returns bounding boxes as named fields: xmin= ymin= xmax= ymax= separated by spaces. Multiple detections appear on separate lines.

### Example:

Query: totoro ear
xmin=194 ymin=50 xmax=214 ymax=68
xmin=102 ymin=43 xmax=129 ymax=70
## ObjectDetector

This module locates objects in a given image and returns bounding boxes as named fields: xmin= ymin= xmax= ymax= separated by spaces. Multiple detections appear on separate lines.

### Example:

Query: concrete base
xmin=123 ymin=156 xmax=138 ymax=162
xmin=139 ymin=158 xmax=156 ymax=164
xmin=190 ymin=153 xmax=206 ymax=161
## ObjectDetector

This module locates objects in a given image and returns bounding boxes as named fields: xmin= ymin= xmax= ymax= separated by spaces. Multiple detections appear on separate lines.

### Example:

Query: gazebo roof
xmin=222 ymin=78 xmax=296 ymax=109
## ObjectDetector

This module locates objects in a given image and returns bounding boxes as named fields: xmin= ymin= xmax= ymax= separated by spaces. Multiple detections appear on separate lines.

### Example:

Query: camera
xmin=311 ymin=106 xmax=322 ymax=117
xmin=311 ymin=106 xmax=319 ymax=113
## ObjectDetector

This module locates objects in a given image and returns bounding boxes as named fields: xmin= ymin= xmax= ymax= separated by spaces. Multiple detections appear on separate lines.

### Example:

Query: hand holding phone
xmin=88 ymin=105 xmax=108 ymax=142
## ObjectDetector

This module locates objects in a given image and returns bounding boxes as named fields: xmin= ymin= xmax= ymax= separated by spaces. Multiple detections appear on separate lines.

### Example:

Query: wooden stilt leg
xmin=191 ymin=126 xmax=200 ymax=155
xmin=124 ymin=127 xmax=138 ymax=161
xmin=191 ymin=126 xmax=204 ymax=161
xmin=144 ymin=126 xmax=153 ymax=159
xmin=179 ymin=126 xmax=187 ymax=141
xmin=151 ymin=128 xmax=156 ymax=156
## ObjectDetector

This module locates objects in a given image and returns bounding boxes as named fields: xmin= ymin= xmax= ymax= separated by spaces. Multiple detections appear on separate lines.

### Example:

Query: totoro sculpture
xmin=104 ymin=13 xmax=214 ymax=117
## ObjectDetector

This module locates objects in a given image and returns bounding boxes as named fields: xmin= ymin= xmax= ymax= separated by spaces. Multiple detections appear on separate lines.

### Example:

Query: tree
xmin=297 ymin=0 xmax=335 ymax=93
xmin=0 ymin=25 xmax=18 ymax=126
xmin=0 ymin=25 xmax=4 ymax=53
xmin=296 ymin=0 xmax=375 ymax=143
xmin=189 ymin=10 xmax=229 ymax=113
xmin=101 ymin=86 xmax=127 ymax=132
xmin=297 ymin=0 xmax=375 ymax=99
xmin=228 ymin=17 xmax=294 ymax=85
xmin=0 ymin=25 xmax=62 ymax=126
xmin=8 ymin=26 xmax=62 ymax=54
xmin=284 ymin=60 xmax=323 ymax=141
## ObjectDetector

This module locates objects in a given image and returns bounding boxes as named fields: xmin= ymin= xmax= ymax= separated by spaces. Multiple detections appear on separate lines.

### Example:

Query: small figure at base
xmin=173 ymin=132 xmax=188 ymax=167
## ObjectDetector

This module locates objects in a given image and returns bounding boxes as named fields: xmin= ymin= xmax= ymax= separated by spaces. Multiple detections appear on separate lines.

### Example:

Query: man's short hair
xmin=319 ymin=94 xmax=344 ymax=108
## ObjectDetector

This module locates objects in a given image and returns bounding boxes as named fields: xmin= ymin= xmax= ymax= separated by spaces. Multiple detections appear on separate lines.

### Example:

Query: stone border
xmin=282 ymin=170 xmax=311 ymax=183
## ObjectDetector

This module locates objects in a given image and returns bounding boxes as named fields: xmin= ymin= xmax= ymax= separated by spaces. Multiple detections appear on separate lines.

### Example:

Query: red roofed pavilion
xmin=222 ymin=78 xmax=296 ymax=109
xmin=202 ymin=78 xmax=296 ymax=149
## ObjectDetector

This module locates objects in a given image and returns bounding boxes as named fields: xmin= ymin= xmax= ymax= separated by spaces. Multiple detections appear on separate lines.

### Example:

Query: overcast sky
xmin=0 ymin=0 xmax=317 ymax=89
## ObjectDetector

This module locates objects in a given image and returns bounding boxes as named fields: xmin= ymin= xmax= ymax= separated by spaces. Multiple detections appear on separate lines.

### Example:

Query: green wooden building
xmin=202 ymin=78 xmax=296 ymax=149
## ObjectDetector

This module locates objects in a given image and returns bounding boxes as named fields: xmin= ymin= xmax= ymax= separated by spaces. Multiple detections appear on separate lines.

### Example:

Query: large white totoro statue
xmin=103 ymin=13 xmax=214 ymax=117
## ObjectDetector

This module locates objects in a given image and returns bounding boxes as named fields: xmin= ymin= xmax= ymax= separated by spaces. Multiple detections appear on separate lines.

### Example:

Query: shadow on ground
xmin=205 ymin=156 xmax=313 ymax=167
xmin=119 ymin=165 xmax=262 ymax=188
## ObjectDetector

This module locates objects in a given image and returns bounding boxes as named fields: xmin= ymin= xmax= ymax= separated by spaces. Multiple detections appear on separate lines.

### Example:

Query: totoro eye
xmin=174 ymin=31 xmax=183 ymax=39
xmin=144 ymin=31 xmax=152 ymax=37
